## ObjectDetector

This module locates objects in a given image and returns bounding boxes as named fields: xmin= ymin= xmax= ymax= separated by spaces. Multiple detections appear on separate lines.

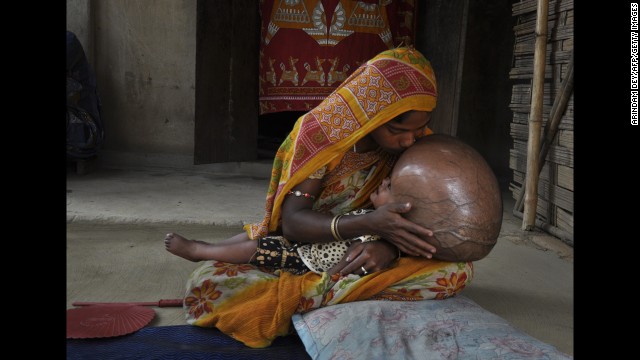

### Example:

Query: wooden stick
xmin=512 ymin=209 xmax=574 ymax=245
xmin=522 ymin=0 xmax=550 ymax=230
xmin=72 ymin=299 xmax=183 ymax=307
xmin=514 ymin=52 xmax=574 ymax=213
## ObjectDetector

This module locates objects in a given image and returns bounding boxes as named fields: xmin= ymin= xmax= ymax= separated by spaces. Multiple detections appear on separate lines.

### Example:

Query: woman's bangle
xmin=330 ymin=214 xmax=344 ymax=241
xmin=286 ymin=190 xmax=316 ymax=200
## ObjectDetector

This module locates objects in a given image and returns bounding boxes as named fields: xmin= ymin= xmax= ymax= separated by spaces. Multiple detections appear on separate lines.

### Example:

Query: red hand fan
xmin=67 ymin=299 xmax=183 ymax=339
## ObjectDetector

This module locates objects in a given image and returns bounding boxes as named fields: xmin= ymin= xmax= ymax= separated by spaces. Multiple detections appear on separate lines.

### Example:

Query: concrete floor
xmin=66 ymin=162 xmax=573 ymax=355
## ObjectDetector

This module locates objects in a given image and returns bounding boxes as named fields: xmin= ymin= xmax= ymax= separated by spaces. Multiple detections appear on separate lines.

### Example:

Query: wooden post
xmin=513 ymin=52 xmax=573 ymax=214
xmin=522 ymin=0 xmax=549 ymax=230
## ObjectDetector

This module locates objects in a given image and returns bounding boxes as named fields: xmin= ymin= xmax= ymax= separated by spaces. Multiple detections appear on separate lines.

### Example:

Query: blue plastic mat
xmin=66 ymin=325 xmax=311 ymax=360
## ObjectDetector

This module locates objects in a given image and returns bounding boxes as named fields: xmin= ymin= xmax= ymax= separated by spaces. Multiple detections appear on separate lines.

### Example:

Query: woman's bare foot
xmin=164 ymin=233 xmax=212 ymax=262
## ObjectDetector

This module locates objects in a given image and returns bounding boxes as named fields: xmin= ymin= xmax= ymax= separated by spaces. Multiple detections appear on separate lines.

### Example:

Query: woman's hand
xmin=366 ymin=202 xmax=437 ymax=258
xmin=328 ymin=240 xmax=399 ymax=276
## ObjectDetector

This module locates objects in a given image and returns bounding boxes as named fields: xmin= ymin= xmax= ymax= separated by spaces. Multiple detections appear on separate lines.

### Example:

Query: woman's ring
xmin=361 ymin=266 xmax=368 ymax=275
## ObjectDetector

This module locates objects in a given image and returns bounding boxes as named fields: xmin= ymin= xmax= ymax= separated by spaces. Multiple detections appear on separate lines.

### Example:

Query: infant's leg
xmin=164 ymin=232 xmax=256 ymax=263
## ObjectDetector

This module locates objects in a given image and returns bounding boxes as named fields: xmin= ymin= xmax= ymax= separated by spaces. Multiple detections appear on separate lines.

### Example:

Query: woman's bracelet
xmin=286 ymin=190 xmax=316 ymax=200
xmin=330 ymin=214 xmax=344 ymax=241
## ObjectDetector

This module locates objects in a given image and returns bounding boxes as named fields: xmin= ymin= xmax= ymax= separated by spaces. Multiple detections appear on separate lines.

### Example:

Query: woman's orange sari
xmin=184 ymin=48 xmax=473 ymax=348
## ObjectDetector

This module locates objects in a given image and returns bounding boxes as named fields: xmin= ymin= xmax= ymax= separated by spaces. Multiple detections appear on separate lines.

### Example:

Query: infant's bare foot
xmin=164 ymin=232 xmax=208 ymax=262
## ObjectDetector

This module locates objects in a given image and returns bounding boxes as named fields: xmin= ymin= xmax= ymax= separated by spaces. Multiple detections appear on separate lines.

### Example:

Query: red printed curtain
xmin=259 ymin=0 xmax=417 ymax=115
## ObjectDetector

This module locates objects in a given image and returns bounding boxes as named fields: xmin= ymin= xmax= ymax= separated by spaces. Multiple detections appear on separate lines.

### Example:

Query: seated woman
xmin=176 ymin=48 xmax=487 ymax=348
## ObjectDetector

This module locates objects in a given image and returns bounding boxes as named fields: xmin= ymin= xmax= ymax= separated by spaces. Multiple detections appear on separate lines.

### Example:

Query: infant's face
xmin=370 ymin=161 xmax=427 ymax=209
xmin=370 ymin=177 xmax=394 ymax=208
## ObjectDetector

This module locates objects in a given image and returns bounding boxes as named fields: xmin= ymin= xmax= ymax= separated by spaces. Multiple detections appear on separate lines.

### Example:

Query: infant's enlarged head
xmin=391 ymin=134 xmax=503 ymax=262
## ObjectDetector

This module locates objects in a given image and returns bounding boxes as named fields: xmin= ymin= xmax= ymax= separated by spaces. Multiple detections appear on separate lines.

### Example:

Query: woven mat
xmin=66 ymin=325 xmax=311 ymax=360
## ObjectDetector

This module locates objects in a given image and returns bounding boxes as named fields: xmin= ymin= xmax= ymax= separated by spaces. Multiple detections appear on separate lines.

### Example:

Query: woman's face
xmin=369 ymin=111 xmax=431 ymax=154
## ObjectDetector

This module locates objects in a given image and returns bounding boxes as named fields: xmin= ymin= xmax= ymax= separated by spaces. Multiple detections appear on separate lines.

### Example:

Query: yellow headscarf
xmin=245 ymin=47 xmax=438 ymax=239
